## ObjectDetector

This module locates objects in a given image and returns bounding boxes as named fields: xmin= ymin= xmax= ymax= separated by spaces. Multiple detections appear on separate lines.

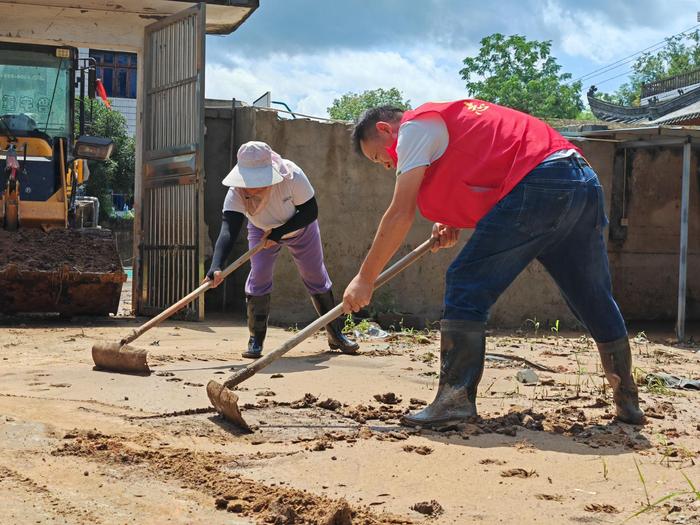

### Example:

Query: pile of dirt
xmin=0 ymin=228 xmax=122 ymax=273
xmin=53 ymin=430 xmax=412 ymax=525
xmin=415 ymin=406 xmax=649 ymax=451
xmin=287 ymin=394 xmax=405 ymax=424
xmin=342 ymin=403 xmax=406 ymax=424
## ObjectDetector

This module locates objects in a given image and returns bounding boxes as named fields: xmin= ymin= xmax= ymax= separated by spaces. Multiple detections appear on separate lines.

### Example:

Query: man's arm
xmin=342 ymin=166 xmax=426 ymax=313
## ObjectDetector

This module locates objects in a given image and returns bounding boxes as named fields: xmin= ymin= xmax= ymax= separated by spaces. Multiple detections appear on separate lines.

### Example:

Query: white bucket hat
xmin=222 ymin=141 xmax=289 ymax=188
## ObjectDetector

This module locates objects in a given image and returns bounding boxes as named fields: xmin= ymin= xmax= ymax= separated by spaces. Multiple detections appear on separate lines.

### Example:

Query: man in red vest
xmin=342 ymin=100 xmax=645 ymax=427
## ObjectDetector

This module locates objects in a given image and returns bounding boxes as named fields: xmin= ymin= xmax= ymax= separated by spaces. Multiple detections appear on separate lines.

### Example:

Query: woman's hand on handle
xmin=201 ymin=270 xmax=223 ymax=288
xmin=262 ymin=230 xmax=278 ymax=249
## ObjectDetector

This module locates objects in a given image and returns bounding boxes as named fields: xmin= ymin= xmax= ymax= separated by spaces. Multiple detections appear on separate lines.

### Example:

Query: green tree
xmin=602 ymin=30 xmax=700 ymax=106
xmin=459 ymin=33 xmax=583 ymax=119
xmin=76 ymin=99 xmax=135 ymax=220
xmin=327 ymin=88 xmax=411 ymax=121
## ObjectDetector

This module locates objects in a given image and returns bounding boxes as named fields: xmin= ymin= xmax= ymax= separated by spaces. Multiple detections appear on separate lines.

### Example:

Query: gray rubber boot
xmin=310 ymin=290 xmax=360 ymax=354
xmin=401 ymin=319 xmax=485 ymax=429
xmin=597 ymin=337 xmax=645 ymax=425
xmin=242 ymin=294 xmax=271 ymax=359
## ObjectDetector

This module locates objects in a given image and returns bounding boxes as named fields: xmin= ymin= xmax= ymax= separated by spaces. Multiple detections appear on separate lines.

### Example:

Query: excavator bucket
xmin=0 ymin=228 xmax=126 ymax=316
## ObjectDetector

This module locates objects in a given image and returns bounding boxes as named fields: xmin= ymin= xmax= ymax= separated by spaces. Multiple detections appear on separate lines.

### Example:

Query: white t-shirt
xmin=396 ymin=114 xmax=449 ymax=175
xmin=223 ymin=160 xmax=315 ymax=233
xmin=395 ymin=113 xmax=580 ymax=176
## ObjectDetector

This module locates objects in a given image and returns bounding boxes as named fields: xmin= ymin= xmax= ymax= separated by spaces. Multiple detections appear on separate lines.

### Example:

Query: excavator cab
xmin=0 ymin=42 xmax=127 ymax=316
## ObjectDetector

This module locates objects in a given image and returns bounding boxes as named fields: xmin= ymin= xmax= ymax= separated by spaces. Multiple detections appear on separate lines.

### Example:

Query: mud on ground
xmin=0 ymin=315 xmax=699 ymax=524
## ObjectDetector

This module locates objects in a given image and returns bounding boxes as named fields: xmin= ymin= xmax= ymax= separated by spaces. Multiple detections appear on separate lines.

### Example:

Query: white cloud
xmin=541 ymin=0 xmax=695 ymax=65
xmin=205 ymin=45 xmax=470 ymax=118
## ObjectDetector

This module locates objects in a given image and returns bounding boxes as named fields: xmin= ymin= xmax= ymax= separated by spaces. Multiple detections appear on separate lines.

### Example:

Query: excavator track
xmin=0 ymin=228 xmax=126 ymax=316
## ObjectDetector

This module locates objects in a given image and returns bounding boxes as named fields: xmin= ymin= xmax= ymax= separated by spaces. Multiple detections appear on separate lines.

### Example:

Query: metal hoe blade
xmin=92 ymin=342 xmax=151 ymax=374
xmin=206 ymin=380 xmax=251 ymax=431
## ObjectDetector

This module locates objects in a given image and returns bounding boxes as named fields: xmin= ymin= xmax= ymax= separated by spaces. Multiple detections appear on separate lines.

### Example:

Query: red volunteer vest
xmin=390 ymin=100 xmax=581 ymax=228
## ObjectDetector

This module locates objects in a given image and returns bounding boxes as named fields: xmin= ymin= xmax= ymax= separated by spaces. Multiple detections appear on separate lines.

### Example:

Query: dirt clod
xmin=535 ymin=494 xmax=563 ymax=502
xmin=374 ymin=392 xmax=402 ymax=405
xmin=479 ymin=458 xmax=506 ymax=466
xmin=311 ymin=441 xmax=333 ymax=452
xmin=584 ymin=503 xmax=620 ymax=514
xmin=290 ymin=393 xmax=318 ymax=409
xmin=317 ymin=398 xmax=342 ymax=411
xmin=402 ymin=445 xmax=433 ymax=455
xmin=322 ymin=501 xmax=353 ymax=525
xmin=410 ymin=500 xmax=444 ymax=517
xmin=500 ymin=468 xmax=538 ymax=478
xmin=267 ymin=499 xmax=298 ymax=524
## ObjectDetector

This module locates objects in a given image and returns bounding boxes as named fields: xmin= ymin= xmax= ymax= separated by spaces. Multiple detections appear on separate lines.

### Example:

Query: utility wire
xmin=593 ymin=69 xmax=635 ymax=86
xmin=567 ymin=23 xmax=700 ymax=85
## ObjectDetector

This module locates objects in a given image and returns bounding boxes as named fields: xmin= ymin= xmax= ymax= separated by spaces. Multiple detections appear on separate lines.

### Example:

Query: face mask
xmin=385 ymin=137 xmax=399 ymax=165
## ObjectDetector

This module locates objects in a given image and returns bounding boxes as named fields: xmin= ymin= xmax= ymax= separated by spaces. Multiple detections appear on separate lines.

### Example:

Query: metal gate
xmin=139 ymin=3 xmax=206 ymax=319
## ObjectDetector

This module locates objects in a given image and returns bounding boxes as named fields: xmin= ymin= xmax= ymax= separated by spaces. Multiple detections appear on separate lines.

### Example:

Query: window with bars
xmin=90 ymin=50 xmax=137 ymax=99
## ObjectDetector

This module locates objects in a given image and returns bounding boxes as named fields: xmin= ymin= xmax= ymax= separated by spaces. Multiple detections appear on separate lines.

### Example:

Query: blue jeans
xmin=444 ymin=157 xmax=627 ymax=343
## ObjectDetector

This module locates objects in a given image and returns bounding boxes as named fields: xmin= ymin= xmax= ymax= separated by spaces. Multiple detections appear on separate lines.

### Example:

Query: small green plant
xmin=419 ymin=352 xmax=436 ymax=363
xmin=634 ymin=457 xmax=651 ymax=507
xmin=633 ymin=331 xmax=650 ymax=357
xmin=643 ymin=373 xmax=676 ymax=397
xmin=342 ymin=314 xmax=372 ymax=335
xmin=525 ymin=317 xmax=540 ymax=336
xmin=342 ymin=314 xmax=355 ymax=334
xmin=550 ymin=319 xmax=560 ymax=334
xmin=601 ymin=457 xmax=609 ymax=481
xmin=573 ymin=351 xmax=583 ymax=398
xmin=624 ymin=466 xmax=699 ymax=522
xmin=632 ymin=366 xmax=646 ymax=386
xmin=657 ymin=435 xmax=696 ymax=468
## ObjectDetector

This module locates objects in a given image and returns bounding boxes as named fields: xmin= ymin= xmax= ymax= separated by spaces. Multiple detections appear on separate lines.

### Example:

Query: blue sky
xmin=204 ymin=0 xmax=699 ymax=117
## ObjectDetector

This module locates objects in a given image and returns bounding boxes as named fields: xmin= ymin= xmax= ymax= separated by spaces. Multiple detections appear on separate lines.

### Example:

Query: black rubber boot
xmin=401 ymin=320 xmax=486 ymax=429
xmin=242 ymin=294 xmax=271 ymax=359
xmin=597 ymin=337 xmax=645 ymax=425
xmin=310 ymin=290 xmax=359 ymax=354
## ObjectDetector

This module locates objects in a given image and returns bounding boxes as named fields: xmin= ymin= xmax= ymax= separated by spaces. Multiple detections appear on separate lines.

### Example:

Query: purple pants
xmin=245 ymin=220 xmax=333 ymax=296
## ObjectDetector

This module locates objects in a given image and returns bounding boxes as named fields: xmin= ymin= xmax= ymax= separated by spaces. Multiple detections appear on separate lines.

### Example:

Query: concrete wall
xmin=202 ymin=106 xmax=699 ymax=328
xmin=604 ymin=147 xmax=700 ymax=320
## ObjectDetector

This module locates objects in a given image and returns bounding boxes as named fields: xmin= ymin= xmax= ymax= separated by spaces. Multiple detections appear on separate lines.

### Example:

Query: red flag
xmin=95 ymin=79 xmax=111 ymax=109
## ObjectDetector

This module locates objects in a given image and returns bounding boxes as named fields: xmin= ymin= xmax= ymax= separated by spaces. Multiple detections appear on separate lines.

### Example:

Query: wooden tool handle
xmin=122 ymin=241 xmax=267 ymax=345
xmin=223 ymin=237 xmax=436 ymax=389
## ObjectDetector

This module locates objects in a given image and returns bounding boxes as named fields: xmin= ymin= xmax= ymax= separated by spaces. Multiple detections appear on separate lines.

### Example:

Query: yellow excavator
xmin=0 ymin=42 xmax=126 ymax=316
